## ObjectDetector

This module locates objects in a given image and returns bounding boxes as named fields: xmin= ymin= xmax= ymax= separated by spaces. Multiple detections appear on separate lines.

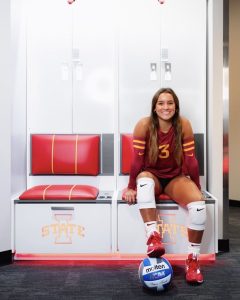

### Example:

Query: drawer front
xmin=117 ymin=203 xmax=215 ymax=254
xmin=15 ymin=204 xmax=111 ymax=254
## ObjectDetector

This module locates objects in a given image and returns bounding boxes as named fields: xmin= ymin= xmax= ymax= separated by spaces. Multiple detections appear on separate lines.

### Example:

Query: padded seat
xmin=18 ymin=134 xmax=101 ymax=201
xmin=19 ymin=184 xmax=99 ymax=200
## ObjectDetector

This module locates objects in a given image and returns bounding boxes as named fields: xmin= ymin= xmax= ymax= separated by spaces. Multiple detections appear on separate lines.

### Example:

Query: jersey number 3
xmin=159 ymin=144 xmax=170 ymax=158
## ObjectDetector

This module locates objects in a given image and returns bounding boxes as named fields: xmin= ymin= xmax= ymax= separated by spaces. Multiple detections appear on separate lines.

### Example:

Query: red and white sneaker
xmin=146 ymin=231 xmax=165 ymax=258
xmin=185 ymin=253 xmax=204 ymax=284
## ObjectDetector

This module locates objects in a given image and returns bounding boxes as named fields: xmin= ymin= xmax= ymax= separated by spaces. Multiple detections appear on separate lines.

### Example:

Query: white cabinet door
xmin=118 ymin=0 xmax=162 ymax=133
xmin=160 ymin=0 xmax=207 ymax=188
xmin=118 ymin=0 xmax=206 ymax=132
xmin=27 ymin=0 xmax=73 ymax=133
xmin=72 ymin=0 xmax=115 ymax=133
xmin=160 ymin=0 xmax=206 ymax=134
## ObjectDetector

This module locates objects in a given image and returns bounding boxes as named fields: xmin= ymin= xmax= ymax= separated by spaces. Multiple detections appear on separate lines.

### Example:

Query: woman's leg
xmin=164 ymin=175 xmax=205 ymax=246
xmin=137 ymin=171 xmax=161 ymax=222
xmin=164 ymin=175 xmax=205 ymax=284
xmin=136 ymin=171 xmax=165 ymax=257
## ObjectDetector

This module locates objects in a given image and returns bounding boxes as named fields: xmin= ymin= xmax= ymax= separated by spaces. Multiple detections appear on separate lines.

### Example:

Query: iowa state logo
xmin=41 ymin=211 xmax=85 ymax=244
xmin=157 ymin=211 xmax=188 ymax=245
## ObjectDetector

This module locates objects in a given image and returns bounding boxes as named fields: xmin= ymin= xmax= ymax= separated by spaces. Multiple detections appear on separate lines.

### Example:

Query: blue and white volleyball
xmin=138 ymin=257 xmax=173 ymax=292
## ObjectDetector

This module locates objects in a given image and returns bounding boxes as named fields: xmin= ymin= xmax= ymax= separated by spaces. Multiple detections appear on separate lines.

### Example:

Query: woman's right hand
xmin=124 ymin=188 xmax=137 ymax=205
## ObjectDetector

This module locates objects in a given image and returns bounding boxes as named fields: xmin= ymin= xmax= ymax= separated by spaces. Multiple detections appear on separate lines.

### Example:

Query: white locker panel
xmin=160 ymin=0 xmax=206 ymax=134
xmin=160 ymin=0 xmax=207 ymax=189
xmin=72 ymin=0 xmax=115 ymax=133
xmin=117 ymin=201 xmax=215 ymax=254
xmin=118 ymin=0 xmax=207 ymax=188
xmin=27 ymin=0 xmax=73 ymax=133
xmin=15 ymin=203 xmax=111 ymax=254
xmin=118 ymin=0 xmax=162 ymax=132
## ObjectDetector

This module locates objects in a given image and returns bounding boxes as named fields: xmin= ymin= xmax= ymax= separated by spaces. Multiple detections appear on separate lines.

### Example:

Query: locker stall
xmin=11 ymin=0 xmax=218 ymax=260
xmin=116 ymin=0 xmax=216 ymax=259
xmin=118 ymin=0 xmax=207 ymax=191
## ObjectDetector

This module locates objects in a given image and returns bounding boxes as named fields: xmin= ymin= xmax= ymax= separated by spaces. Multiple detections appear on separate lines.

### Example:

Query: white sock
xmin=144 ymin=221 xmax=158 ymax=238
xmin=188 ymin=242 xmax=201 ymax=256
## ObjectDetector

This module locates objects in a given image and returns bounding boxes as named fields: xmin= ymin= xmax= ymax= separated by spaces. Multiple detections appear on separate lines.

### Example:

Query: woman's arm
xmin=125 ymin=118 xmax=149 ymax=204
xmin=128 ymin=117 xmax=149 ymax=189
xmin=181 ymin=117 xmax=201 ymax=190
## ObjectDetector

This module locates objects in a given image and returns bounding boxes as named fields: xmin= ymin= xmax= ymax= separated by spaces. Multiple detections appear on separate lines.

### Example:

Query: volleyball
xmin=138 ymin=257 xmax=173 ymax=292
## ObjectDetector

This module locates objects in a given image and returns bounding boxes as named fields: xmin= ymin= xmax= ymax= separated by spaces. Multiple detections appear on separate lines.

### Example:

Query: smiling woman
xmin=124 ymin=87 xmax=205 ymax=284
xmin=155 ymin=93 xmax=176 ymax=124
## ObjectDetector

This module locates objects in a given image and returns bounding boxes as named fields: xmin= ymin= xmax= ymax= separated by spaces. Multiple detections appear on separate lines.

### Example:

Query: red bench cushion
xmin=121 ymin=188 xmax=171 ymax=201
xmin=31 ymin=134 xmax=100 ymax=175
xmin=19 ymin=185 xmax=99 ymax=200
xmin=121 ymin=134 xmax=133 ymax=174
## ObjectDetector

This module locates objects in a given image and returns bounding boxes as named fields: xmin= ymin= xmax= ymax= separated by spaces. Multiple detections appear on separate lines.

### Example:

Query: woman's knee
xmin=137 ymin=171 xmax=155 ymax=180
xmin=136 ymin=172 xmax=161 ymax=194
xmin=187 ymin=200 xmax=206 ymax=231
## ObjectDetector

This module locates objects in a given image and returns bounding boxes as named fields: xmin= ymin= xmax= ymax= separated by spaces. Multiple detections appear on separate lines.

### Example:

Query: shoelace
xmin=188 ymin=257 xmax=199 ymax=272
xmin=147 ymin=233 xmax=160 ymax=245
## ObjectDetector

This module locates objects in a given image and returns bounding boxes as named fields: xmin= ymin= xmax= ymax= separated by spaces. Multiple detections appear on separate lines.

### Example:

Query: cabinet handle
xmin=51 ymin=207 xmax=74 ymax=211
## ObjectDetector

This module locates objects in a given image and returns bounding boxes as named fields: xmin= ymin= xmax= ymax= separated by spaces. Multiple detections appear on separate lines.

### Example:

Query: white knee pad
xmin=187 ymin=201 xmax=206 ymax=231
xmin=136 ymin=177 xmax=156 ymax=209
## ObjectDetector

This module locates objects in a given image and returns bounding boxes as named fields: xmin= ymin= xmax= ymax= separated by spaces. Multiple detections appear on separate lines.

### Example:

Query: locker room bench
xmin=14 ymin=134 xmax=113 ymax=260
xmin=116 ymin=134 xmax=217 ymax=261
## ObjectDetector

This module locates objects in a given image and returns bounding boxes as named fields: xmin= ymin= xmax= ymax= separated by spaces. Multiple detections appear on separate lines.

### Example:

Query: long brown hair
xmin=148 ymin=87 xmax=182 ymax=165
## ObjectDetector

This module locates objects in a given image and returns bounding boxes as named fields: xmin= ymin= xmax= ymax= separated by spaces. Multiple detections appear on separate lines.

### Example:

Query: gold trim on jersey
xmin=133 ymin=139 xmax=146 ymax=144
xmin=183 ymin=140 xmax=194 ymax=147
xmin=183 ymin=147 xmax=195 ymax=152
xmin=133 ymin=145 xmax=145 ymax=150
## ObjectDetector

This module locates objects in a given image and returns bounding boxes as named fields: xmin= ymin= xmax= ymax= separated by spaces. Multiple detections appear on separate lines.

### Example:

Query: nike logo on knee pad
xmin=197 ymin=208 xmax=205 ymax=211
xmin=140 ymin=184 xmax=147 ymax=187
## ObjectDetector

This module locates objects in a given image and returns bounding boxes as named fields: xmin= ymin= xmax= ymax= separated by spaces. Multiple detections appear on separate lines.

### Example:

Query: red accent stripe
xmin=14 ymin=253 xmax=216 ymax=265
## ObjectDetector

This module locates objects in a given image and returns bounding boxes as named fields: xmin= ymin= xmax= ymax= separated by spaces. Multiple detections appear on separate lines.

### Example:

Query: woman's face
xmin=155 ymin=92 xmax=176 ymax=121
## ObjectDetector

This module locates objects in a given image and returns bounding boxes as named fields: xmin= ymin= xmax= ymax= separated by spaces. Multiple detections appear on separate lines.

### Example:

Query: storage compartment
xmin=117 ymin=193 xmax=216 ymax=255
xmin=14 ymin=202 xmax=111 ymax=256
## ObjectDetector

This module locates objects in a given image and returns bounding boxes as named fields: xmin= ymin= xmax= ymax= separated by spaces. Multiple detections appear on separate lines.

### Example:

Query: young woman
xmin=125 ymin=87 xmax=206 ymax=284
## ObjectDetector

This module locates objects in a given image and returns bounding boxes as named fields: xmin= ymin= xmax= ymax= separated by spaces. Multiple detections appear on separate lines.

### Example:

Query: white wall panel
xmin=72 ymin=0 xmax=115 ymax=133
xmin=0 ymin=0 xmax=11 ymax=252
xmin=207 ymin=0 xmax=223 ymax=239
xmin=11 ymin=0 xmax=27 ymax=197
xmin=27 ymin=0 xmax=73 ymax=133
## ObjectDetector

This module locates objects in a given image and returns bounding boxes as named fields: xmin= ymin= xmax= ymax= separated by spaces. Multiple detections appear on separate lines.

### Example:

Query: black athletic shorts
xmin=158 ymin=177 xmax=176 ymax=190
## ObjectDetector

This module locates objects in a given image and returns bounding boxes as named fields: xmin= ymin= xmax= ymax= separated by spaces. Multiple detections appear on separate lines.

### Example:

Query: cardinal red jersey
xmin=143 ymin=126 xmax=181 ymax=179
